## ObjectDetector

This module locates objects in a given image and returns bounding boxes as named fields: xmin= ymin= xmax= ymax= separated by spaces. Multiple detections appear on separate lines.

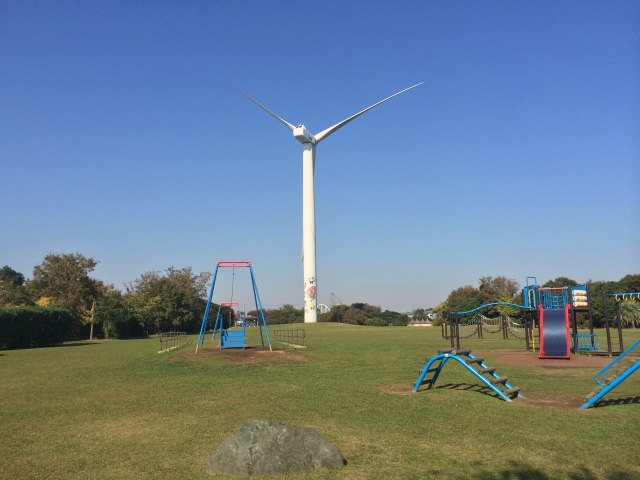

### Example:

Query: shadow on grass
xmin=436 ymin=382 xmax=501 ymax=399
xmin=53 ymin=341 xmax=100 ymax=348
xmin=455 ymin=461 xmax=639 ymax=480
xmin=593 ymin=395 xmax=640 ymax=408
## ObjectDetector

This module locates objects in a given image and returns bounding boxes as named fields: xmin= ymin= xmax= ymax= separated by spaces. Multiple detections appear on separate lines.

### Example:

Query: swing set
xmin=195 ymin=260 xmax=272 ymax=353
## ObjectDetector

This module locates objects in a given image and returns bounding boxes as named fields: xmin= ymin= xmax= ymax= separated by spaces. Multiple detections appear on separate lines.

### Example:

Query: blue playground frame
xmin=413 ymin=349 xmax=524 ymax=403
xmin=195 ymin=260 xmax=272 ymax=352
xmin=580 ymin=338 xmax=640 ymax=409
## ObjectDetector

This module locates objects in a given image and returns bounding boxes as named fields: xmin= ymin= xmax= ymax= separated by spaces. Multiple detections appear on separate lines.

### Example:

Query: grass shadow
xmin=467 ymin=461 xmax=638 ymax=480
xmin=435 ymin=382 xmax=503 ymax=400
xmin=593 ymin=395 xmax=640 ymax=408
xmin=53 ymin=341 xmax=100 ymax=348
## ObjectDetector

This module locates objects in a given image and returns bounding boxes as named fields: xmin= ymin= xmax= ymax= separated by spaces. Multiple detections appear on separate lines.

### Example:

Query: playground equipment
xmin=598 ymin=292 xmax=640 ymax=355
xmin=441 ymin=313 xmax=529 ymax=342
xmin=571 ymin=332 xmax=601 ymax=352
xmin=413 ymin=348 xmax=524 ymax=403
xmin=443 ymin=277 xmax=632 ymax=357
xmin=158 ymin=331 xmax=187 ymax=353
xmin=580 ymin=337 xmax=640 ymax=409
xmin=272 ymin=328 xmax=306 ymax=346
xmin=217 ymin=302 xmax=246 ymax=349
xmin=195 ymin=260 xmax=272 ymax=352
xmin=445 ymin=277 xmax=540 ymax=351
xmin=538 ymin=304 xmax=570 ymax=359
xmin=444 ymin=304 xmax=535 ymax=350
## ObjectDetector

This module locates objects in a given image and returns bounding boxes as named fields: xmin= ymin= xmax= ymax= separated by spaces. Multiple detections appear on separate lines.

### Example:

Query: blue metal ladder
xmin=413 ymin=348 xmax=524 ymax=402
xmin=580 ymin=338 xmax=640 ymax=409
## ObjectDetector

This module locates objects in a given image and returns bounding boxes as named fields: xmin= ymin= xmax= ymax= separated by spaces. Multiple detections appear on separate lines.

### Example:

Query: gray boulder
xmin=206 ymin=419 xmax=345 ymax=476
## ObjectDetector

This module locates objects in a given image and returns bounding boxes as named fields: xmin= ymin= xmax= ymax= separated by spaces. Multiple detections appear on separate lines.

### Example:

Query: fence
xmin=444 ymin=312 xmax=536 ymax=351
xmin=442 ymin=314 xmax=528 ymax=341
xmin=272 ymin=328 xmax=306 ymax=346
xmin=159 ymin=331 xmax=187 ymax=353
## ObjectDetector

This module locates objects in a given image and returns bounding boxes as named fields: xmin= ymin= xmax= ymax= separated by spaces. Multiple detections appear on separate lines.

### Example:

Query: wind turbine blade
xmin=314 ymin=82 xmax=423 ymax=143
xmin=239 ymin=90 xmax=295 ymax=131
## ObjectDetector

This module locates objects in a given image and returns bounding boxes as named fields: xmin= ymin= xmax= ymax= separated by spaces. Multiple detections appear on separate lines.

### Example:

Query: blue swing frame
xmin=195 ymin=260 xmax=272 ymax=352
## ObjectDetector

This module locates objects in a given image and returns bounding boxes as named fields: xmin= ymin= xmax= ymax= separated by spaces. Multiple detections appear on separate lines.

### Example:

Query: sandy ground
xmin=173 ymin=344 xmax=308 ymax=365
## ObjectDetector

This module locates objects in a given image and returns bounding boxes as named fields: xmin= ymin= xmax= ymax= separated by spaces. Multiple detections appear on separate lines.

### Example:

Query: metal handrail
xmin=595 ymin=338 xmax=640 ymax=387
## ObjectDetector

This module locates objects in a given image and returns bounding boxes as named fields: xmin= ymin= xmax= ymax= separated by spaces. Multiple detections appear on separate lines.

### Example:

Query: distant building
xmin=407 ymin=319 xmax=433 ymax=327
xmin=406 ymin=310 xmax=436 ymax=327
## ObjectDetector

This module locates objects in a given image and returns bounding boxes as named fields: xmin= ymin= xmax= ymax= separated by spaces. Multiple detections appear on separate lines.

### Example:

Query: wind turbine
xmin=242 ymin=82 xmax=423 ymax=323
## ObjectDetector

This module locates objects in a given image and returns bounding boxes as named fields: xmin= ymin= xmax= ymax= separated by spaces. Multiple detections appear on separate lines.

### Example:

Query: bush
xmin=0 ymin=306 xmax=74 ymax=349
xmin=364 ymin=316 xmax=388 ymax=327
xmin=372 ymin=310 xmax=410 ymax=326
xmin=94 ymin=292 xmax=142 ymax=339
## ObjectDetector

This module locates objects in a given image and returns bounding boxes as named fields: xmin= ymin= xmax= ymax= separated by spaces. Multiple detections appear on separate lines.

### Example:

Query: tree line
xmin=0 ymin=253 xmax=411 ymax=347
xmin=2 ymin=253 xmax=637 ymax=348
xmin=0 ymin=253 xmax=218 ymax=341
xmin=255 ymin=303 xmax=411 ymax=327
xmin=433 ymin=274 xmax=640 ymax=327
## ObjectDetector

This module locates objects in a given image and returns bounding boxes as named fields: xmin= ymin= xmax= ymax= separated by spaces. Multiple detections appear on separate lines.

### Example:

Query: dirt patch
xmin=382 ymin=382 xmax=587 ymax=410
xmin=515 ymin=392 xmax=585 ymax=411
xmin=491 ymin=349 xmax=612 ymax=369
xmin=378 ymin=384 xmax=414 ymax=396
xmin=172 ymin=345 xmax=309 ymax=365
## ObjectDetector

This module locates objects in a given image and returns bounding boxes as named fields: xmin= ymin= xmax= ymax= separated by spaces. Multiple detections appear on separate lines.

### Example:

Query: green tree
xmin=341 ymin=307 xmax=367 ymax=325
xmin=478 ymin=276 xmax=521 ymax=316
xmin=0 ymin=266 xmax=32 ymax=306
xmin=411 ymin=308 xmax=433 ymax=322
xmin=618 ymin=274 xmax=640 ymax=293
xmin=371 ymin=310 xmax=410 ymax=326
xmin=319 ymin=304 xmax=347 ymax=323
xmin=251 ymin=305 xmax=301 ymax=325
xmin=478 ymin=276 xmax=519 ymax=303
xmin=126 ymin=267 xmax=211 ymax=334
xmin=28 ymin=253 xmax=100 ymax=335
xmin=619 ymin=301 xmax=640 ymax=328
xmin=442 ymin=285 xmax=483 ymax=314
xmin=94 ymin=289 xmax=140 ymax=339
xmin=542 ymin=277 xmax=577 ymax=288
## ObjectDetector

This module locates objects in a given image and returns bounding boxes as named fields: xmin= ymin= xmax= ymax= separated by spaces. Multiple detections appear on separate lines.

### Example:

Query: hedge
xmin=0 ymin=307 xmax=74 ymax=349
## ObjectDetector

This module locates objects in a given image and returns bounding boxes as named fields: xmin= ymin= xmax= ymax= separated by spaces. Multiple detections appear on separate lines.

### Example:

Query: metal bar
xmin=616 ymin=301 xmax=624 ymax=352
xmin=453 ymin=302 xmax=532 ymax=316
xmin=604 ymin=293 xmax=612 ymax=355
xmin=250 ymin=265 xmax=272 ymax=351
xmin=580 ymin=361 xmax=640 ymax=409
xmin=196 ymin=265 xmax=219 ymax=353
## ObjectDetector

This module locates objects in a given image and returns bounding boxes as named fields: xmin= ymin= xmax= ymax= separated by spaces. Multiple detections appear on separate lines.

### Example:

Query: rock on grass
xmin=206 ymin=419 xmax=345 ymax=476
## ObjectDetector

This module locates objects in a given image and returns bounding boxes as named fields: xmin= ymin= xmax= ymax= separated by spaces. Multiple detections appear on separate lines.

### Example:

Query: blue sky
xmin=1 ymin=1 xmax=638 ymax=312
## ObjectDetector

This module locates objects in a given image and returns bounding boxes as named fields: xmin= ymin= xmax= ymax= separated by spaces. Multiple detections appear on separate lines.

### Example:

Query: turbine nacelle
xmin=293 ymin=125 xmax=316 ymax=145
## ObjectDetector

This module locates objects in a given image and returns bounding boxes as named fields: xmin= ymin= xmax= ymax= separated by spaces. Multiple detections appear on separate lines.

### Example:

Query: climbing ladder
xmin=412 ymin=348 xmax=524 ymax=402
xmin=580 ymin=338 xmax=640 ymax=409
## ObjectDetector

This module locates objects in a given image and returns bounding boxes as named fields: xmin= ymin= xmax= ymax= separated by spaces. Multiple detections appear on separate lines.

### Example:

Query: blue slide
xmin=538 ymin=305 xmax=570 ymax=359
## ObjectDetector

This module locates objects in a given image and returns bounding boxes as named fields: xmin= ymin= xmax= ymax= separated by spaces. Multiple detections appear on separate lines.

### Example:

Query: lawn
xmin=1 ymin=323 xmax=639 ymax=479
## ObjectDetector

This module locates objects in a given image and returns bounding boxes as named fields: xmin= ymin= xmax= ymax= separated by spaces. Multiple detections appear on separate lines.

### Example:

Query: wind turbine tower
xmin=242 ymin=83 xmax=423 ymax=323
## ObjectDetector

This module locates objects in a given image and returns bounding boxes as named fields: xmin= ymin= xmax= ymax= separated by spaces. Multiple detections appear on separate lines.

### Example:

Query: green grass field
xmin=1 ymin=324 xmax=639 ymax=479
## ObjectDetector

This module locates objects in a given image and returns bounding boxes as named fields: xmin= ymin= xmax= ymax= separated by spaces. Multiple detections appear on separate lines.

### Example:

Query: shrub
xmin=0 ymin=307 xmax=74 ymax=349
xmin=94 ymin=291 xmax=142 ymax=339
xmin=364 ymin=316 xmax=388 ymax=327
